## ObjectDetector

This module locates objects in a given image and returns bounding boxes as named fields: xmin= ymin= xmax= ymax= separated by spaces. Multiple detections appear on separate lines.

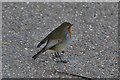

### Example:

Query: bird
xmin=32 ymin=22 xmax=73 ymax=63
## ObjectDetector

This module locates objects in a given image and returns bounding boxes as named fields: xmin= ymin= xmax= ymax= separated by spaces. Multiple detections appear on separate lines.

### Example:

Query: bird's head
xmin=61 ymin=22 xmax=73 ymax=39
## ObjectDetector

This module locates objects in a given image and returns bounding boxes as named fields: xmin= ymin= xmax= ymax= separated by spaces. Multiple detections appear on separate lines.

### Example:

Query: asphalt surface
xmin=2 ymin=2 xmax=118 ymax=78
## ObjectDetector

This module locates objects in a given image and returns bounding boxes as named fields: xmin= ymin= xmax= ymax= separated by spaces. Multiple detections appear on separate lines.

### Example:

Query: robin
xmin=32 ymin=22 xmax=73 ymax=63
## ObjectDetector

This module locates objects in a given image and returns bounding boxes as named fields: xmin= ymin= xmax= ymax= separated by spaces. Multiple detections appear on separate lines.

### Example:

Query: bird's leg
xmin=57 ymin=52 xmax=68 ymax=63
xmin=52 ymin=52 xmax=61 ymax=59
xmin=56 ymin=52 xmax=62 ymax=60
xmin=54 ymin=52 xmax=59 ymax=58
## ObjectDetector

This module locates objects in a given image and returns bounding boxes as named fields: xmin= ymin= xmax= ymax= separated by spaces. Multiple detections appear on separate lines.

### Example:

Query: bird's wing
xmin=37 ymin=27 xmax=59 ymax=48
xmin=37 ymin=25 xmax=65 ymax=48
xmin=45 ymin=39 xmax=63 ymax=50
xmin=37 ymin=35 xmax=49 ymax=48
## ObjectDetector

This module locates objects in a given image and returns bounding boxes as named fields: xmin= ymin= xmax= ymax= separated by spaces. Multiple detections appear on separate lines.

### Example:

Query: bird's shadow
xmin=53 ymin=70 xmax=92 ymax=80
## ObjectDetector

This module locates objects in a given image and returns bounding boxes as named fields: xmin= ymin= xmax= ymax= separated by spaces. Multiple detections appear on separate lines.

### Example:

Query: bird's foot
xmin=61 ymin=60 xmax=68 ymax=63
xmin=56 ymin=60 xmax=69 ymax=63
xmin=55 ymin=52 xmax=61 ymax=57
xmin=55 ymin=54 xmax=60 ymax=58
xmin=52 ymin=54 xmax=60 ymax=59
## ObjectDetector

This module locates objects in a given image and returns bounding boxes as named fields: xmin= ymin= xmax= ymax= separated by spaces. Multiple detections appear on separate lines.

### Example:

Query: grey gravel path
xmin=2 ymin=2 xmax=118 ymax=78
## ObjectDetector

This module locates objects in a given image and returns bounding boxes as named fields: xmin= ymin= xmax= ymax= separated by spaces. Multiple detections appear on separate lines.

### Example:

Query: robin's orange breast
xmin=68 ymin=27 xmax=72 ymax=39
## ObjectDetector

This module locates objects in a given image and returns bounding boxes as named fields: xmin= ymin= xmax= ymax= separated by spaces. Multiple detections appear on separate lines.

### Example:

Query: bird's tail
xmin=32 ymin=47 xmax=46 ymax=60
